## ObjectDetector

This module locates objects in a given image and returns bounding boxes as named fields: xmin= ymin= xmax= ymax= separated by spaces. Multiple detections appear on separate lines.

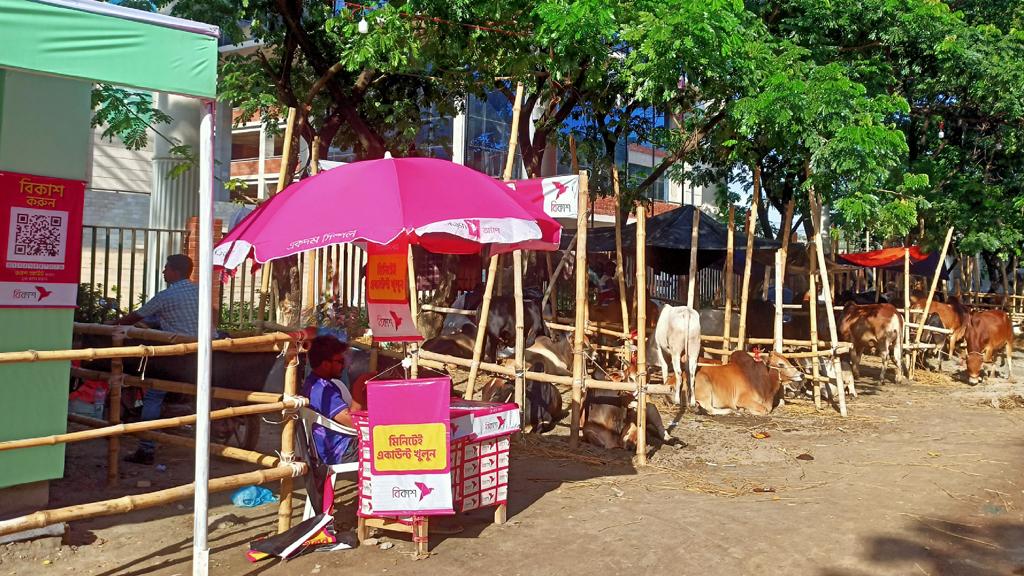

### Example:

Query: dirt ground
xmin=3 ymin=353 xmax=1024 ymax=576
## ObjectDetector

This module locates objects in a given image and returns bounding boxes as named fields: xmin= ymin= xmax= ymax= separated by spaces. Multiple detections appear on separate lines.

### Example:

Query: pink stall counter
xmin=351 ymin=399 xmax=519 ymax=552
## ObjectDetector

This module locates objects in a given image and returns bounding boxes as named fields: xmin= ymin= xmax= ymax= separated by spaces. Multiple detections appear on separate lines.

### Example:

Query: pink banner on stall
xmin=366 ymin=377 xmax=453 ymax=516
xmin=366 ymin=241 xmax=422 ymax=342
xmin=0 ymin=172 xmax=85 ymax=308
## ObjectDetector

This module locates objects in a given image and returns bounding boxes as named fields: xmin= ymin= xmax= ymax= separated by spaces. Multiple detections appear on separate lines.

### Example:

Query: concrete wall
xmin=0 ymin=70 xmax=91 ymax=492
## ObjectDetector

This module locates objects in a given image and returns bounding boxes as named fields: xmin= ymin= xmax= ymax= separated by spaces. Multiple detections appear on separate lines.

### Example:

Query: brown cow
xmin=838 ymin=302 xmax=905 ymax=384
xmin=911 ymin=293 xmax=968 ymax=370
xmin=692 ymin=350 xmax=804 ymax=416
xmin=580 ymin=369 xmax=675 ymax=450
xmin=964 ymin=310 xmax=1015 ymax=385
xmin=481 ymin=369 xmax=565 ymax=433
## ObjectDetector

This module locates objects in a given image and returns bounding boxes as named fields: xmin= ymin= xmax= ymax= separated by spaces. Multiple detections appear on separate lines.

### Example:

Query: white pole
xmin=192 ymin=100 xmax=215 ymax=576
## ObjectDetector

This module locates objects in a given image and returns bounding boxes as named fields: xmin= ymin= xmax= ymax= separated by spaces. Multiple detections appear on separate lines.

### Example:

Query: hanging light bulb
xmin=358 ymin=14 xmax=369 ymax=34
xmin=938 ymin=120 xmax=944 ymax=140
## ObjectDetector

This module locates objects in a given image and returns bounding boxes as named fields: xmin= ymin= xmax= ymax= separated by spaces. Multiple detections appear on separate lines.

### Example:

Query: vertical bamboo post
xmin=809 ymin=185 xmax=848 ymax=416
xmin=512 ymin=250 xmax=526 ymax=421
xmin=911 ymin=228 xmax=955 ymax=368
xmin=259 ymin=107 xmax=298 ymax=324
xmin=635 ymin=203 xmax=648 ymax=464
xmin=808 ymin=242 xmax=822 ymax=410
xmin=773 ymin=250 xmax=784 ymax=354
xmin=569 ymin=171 xmax=589 ymax=448
xmin=687 ymin=208 xmax=700 ymax=310
xmin=277 ymin=342 xmax=299 ymax=533
xmin=737 ymin=168 xmax=760 ymax=351
xmin=303 ymin=137 xmax=321 ymax=320
xmin=612 ymin=164 xmax=630 ymax=334
xmin=407 ymin=245 xmax=420 ymax=379
xmin=904 ymin=248 xmax=912 ymax=377
xmin=722 ymin=206 xmax=736 ymax=360
xmin=106 ymin=333 xmax=124 ymax=487
xmin=466 ymin=255 xmax=499 ymax=399
xmin=545 ymin=252 xmax=557 ymax=320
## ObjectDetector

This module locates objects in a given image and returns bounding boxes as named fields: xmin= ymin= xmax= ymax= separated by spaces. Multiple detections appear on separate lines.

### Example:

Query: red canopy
xmin=837 ymin=246 xmax=929 ymax=268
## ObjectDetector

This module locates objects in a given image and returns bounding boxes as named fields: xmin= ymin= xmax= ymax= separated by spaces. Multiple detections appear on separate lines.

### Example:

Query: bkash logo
xmin=552 ymin=180 xmax=569 ymax=199
xmin=415 ymin=482 xmax=435 ymax=501
xmin=389 ymin=310 xmax=403 ymax=329
xmin=36 ymin=286 xmax=53 ymax=301
xmin=464 ymin=219 xmax=481 ymax=241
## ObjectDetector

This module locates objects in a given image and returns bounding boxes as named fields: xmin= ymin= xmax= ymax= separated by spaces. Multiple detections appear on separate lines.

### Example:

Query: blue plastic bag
xmin=231 ymin=485 xmax=279 ymax=508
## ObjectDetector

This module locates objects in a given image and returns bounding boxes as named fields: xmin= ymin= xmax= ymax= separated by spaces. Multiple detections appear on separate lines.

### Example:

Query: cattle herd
xmin=416 ymin=286 xmax=1018 ymax=452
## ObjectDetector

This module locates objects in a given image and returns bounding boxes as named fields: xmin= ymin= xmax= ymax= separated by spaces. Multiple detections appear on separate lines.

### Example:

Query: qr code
xmin=6 ymin=207 xmax=68 ymax=264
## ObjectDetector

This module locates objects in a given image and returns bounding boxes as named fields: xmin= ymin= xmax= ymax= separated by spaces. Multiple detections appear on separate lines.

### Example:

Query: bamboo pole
xmin=407 ymin=244 xmax=420 ymax=379
xmin=70 ymin=367 xmax=284 ymax=404
xmin=722 ymin=206 xmax=736 ymax=361
xmin=904 ymin=248 xmax=913 ymax=377
xmin=303 ymin=136 xmax=322 ymax=319
xmin=612 ymin=163 xmax=630 ymax=334
xmin=911 ymin=228 xmax=955 ymax=372
xmin=0 ymin=464 xmax=305 ymax=539
xmin=277 ymin=344 xmax=300 ymax=534
xmin=541 ymin=232 xmax=578 ymax=319
xmin=773 ymin=251 xmax=784 ymax=354
xmin=466 ymin=255 xmax=499 ymax=399
xmin=635 ymin=203 xmax=649 ymax=464
xmin=687 ymin=208 xmax=700 ymax=310
xmin=778 ymin=199 xmax=795 ymax=283
xmin=107 ymin=333 xmax=124 ymax=487
xmin=0 ymin=401 xmax=297 ymax=452
xmin=0 ymin=331 xmax=307 ymax=365
xmin=545 ymin=252 xmax=558 ymax=320
xmin=809 ymin=185 xmax=849 ymax=416
xmin=513 ymin=250 xmax=526 ymax=420
xmin=68 ymin=414 xmax=282 ymax=468
xmin=73 ymin=323 xmax=196 ymax=344
xmin=258 ymin=107 xmax=298 ymax=324
xmin=808 ymin=240 xmax=822 ymax=410
xmin=569 ymin=171 xmax=589 ymax=448
xmin=737 ymin=168 xmax=760 ymax=350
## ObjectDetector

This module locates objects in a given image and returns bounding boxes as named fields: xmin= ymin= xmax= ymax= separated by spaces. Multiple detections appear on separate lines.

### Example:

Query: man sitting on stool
xmin=119 ymin=254 xmax=198 ymax=465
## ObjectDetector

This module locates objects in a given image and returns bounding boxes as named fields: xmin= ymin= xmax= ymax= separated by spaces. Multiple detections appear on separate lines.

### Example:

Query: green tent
xmin=0 ymin=1 xmax=219 ymax=571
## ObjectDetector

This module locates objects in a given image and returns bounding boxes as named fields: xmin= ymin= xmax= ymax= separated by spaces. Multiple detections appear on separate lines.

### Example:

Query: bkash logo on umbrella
xmin=464 ymin=219 xmax=481 ymax=241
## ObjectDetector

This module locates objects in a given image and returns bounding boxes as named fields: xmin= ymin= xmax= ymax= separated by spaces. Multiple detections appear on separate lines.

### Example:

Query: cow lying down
xmin=581 ymin=370 xmax=677 ymax=451
xmin=481 ymin=367 xmax=566 ymax=434
xmin=691 ymin=350 xmax=804 ymax=416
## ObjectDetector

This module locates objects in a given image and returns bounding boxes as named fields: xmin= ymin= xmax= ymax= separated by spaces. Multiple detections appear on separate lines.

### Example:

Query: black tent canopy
xmin=563 ymin=205 xmax=780 ymax=275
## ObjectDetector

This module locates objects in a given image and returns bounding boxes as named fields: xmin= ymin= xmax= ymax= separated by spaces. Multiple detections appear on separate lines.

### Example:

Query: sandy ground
xmin=3 ymin=353 xmax=1024 ymax=576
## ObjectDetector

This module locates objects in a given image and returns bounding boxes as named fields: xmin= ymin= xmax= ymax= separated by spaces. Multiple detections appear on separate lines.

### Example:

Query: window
xmin=464 ymin=92 xmax=525 ymax=178
xmin=231 ymin=130 xmax=261 ymax=160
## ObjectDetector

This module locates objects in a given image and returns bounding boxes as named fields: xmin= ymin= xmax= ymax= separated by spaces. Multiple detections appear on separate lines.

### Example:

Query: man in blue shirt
xmin=120 ymin=254 xmax=198 ymax=465
xmin=304 ymin=336 xmax=358 ymax=465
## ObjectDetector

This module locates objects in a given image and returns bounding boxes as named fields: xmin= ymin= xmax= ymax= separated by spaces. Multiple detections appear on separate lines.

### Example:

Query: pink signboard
xmin=0 ymin=171 xmax=85 ymax=308
xmin=366 ymin=377 xmax=453 ymax=516
xmin=365 ymin=241 xmax=422 ymax=342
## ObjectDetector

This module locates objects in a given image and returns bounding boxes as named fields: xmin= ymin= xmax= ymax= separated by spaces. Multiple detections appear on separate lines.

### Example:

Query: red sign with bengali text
xmin=0 ymin=172 xmax=85 ymax=307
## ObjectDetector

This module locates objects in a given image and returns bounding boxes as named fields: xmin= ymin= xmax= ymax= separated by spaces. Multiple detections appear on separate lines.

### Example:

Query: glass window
xmin=231 ymin=130 xmax=261 ymax=160
xmin=464 ymin=92 xmax=524 ymax=178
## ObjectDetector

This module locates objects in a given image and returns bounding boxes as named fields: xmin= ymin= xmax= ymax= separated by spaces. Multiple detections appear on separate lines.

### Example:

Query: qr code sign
xmin=6 ymin=207 xmax=68 ymax=264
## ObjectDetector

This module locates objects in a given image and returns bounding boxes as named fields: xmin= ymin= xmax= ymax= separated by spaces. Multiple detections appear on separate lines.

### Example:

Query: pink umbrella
xmin=213 ymin=157 xmax=560 ymax=271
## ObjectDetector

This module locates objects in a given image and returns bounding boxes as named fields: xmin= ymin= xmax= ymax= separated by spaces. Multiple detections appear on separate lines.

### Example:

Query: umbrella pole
xmin=722 ymin=206 xmax=735 ymax=361
xmin=513 ymin=250 xmax=526 ymax=418
xmin=737 ymin=166 xmax=760 ymax=351
xmin=570 ymin=172 xmax=589 ymax=449
xmin=466 ymin=255 xmax=498 ymax=400
xmin=635 ymin=203 xmax=648 ymax=464
xmin=408 ymin=245 xmax=419 ymax=378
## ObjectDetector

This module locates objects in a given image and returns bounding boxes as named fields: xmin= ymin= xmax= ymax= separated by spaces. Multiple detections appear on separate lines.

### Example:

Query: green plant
xmin=75 ymin=284 xmax=122 ymax=323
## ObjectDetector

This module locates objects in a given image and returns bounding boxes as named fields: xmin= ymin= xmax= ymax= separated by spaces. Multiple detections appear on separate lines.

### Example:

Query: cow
xmin=691 ymin=350 xmax=804 ymax=416
xmin=917 ymin=312 xmax=949 ymax=371
xmin=648 ymin=304 xmax=701 ymax=406
xmin=421 ymin=331 xmax=477 ymax=359
xmin=964 ymin=310 xmax=1015 ymax=385
xmin=440 ymin=292 xmax=477 ymax=336
xmin=838 ymin=302 xmax=905 ymax=384
xmin=580 ymin=371 xmax=675 ymax=451
xmin=836 ymin=290 xmax=890 ymax=306
xmin=462 ymin=291 xmax=549 ymax=364
xmin=524 ymin=332 xmax=576 ymax=376
xmin=911 ymin=293 xmax=968 ymax=371
xmin=480 ymin=366 xmax=565 ymax=433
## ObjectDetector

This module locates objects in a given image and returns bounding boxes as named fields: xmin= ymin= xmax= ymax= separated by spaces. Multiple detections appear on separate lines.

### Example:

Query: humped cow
xmin=648 ymin=304 xmax=701 ymax=406
xmin=691 ymin=349 xmax=804 ymax=415
xmin=964 ymin=310 xmax=1015 ymax=385
xmin=838 ymin=302 xmax=905 ymax=384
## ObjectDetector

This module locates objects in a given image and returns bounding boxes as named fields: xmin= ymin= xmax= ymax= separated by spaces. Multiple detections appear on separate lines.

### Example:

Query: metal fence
xmin=81 ymin=225 xmax=187 ymax=310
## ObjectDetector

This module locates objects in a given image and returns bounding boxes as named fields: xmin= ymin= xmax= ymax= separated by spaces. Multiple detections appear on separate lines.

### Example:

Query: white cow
xmin=648 ymin=304 xmax=701 ymax=406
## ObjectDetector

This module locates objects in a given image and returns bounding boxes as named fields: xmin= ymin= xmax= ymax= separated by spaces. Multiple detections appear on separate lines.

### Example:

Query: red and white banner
xmin=366 ymin=242 xmax=422 ymax=342
xmin=506 ymin=175 xmax=579 ymax=219
xmin=0 ymin=172 xmax=85 ymax=308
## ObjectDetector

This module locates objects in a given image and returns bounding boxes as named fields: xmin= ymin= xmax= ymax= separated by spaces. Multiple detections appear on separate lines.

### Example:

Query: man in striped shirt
xmin=119 ymin=254 xmax=198 ymax=464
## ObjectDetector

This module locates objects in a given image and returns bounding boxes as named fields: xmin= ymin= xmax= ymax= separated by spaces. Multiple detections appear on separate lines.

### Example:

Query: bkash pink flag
xmin=365 ymin=241 xmax=421 ymax=342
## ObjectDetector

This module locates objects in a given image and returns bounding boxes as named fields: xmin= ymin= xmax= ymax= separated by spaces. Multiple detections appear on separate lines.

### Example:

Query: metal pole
xmin=192 ymin=100 xmax=215 ymax=576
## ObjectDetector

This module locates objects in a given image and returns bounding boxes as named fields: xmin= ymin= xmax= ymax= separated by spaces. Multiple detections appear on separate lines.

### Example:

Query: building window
xmin=465 ymin=92 xmax=524 ymax=178
xmin=232 ymin=130 xmax=261 ymax=160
